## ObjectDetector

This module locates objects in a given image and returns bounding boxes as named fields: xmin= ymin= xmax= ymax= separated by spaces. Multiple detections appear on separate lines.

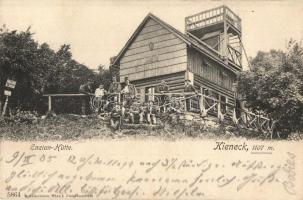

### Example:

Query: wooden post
xmin=0 ymin=100 xmax=2 ymax=114
xmin=223 ymin=6 xmax=228 ymax=63
xmin=217 ymin=101 xmax=221 ymax=118
xmin=226 ymin=97 xmax=229 ymax=113
xmin=48 ymin=96 xmax=52 ymax=112
xmin=199 ymin=95 xmax=202 ymax=113
xmin=1 ymin=96 xmax=9 ymax=116
xmin=81 ymin=97 xmax=86 ymax=115
xmin=240 ymin=101 xmax=247 ymax=125
xmin=199 ymin=88 xmax=204 ymax=113
xmin=184 ymin=95 xmax=187 ymax=112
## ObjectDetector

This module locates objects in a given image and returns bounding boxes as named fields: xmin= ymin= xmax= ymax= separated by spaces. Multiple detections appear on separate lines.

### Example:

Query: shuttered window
xmin=145 ymin=87 xmax=155 ymax=102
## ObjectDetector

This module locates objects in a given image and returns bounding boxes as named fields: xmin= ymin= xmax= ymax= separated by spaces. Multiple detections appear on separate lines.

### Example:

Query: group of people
xmin=79 ymin=76 xmax=198 ymax=129
xmin=108 ymin=78 xmax=169 ymax=129
xmin=79 ymin=76 xmax=136 ymax=108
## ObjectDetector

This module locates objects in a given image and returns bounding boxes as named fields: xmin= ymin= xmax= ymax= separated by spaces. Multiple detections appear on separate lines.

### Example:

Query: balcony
xmin=185 ymin=5 xmax=241 ymax=34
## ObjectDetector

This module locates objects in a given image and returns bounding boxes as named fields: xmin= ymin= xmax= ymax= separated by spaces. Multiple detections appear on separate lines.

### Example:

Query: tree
xmin=0 ymin=26 xmax=95 ymax=114
xmin=238 ymin=40 xmax=303 ymax=136
xmin=94 ymin=59 xmax=120 ymax=90
xmin=0 ymin=27 xmax=40 ymax=111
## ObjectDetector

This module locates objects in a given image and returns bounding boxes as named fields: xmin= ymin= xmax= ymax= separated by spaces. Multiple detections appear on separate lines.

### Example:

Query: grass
xmin=0 ymin=114 xmax=301 ymax=141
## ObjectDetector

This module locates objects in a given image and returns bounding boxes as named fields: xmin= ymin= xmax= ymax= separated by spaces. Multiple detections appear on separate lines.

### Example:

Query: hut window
xmin=145 ymin=87 xmax=155 ymax=102
xmin=204 ymin=65 xmax=212 ymax=80
xmin=202 ymin=59 xmax=212 ymax=80
xmin=220 ymin=95 xmax=228 ymax=113
xmin=219 ymin=71 xmax=223 ymax=86
xmin=137 ymin=88 xmax=145 ymax=104
xmin=219 ymin=70 xmax=228 ymax=87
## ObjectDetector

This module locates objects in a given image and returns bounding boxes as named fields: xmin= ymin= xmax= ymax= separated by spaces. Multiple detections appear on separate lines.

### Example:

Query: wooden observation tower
xmin=185 ymin=5 xmax=243 ymax=69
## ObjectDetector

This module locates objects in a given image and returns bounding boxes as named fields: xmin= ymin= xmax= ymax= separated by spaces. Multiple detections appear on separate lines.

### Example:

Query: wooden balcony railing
xmin=227 ymin=45 xmax=242 ymax=66
xmin=141 ymin=92 xmax=274 ymax=138
xmin=185 ymin=6 xmax=241 ymax=32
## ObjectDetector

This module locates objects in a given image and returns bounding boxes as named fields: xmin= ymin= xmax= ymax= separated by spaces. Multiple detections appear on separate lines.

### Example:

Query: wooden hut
xmin=112 ymin=6 xmax=242 ymax=108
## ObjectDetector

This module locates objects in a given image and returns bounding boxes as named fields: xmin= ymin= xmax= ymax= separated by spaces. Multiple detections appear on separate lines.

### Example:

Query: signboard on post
xmin=5 ymin=79 xmax=16 ymax=89
xmin=4 ymin=90 xmax=11 ymax=96
xmin=2 ymin=79 xmax=16 ymax=116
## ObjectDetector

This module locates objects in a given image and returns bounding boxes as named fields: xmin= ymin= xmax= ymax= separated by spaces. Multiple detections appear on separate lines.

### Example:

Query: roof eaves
xmin=112 ymin=14 xmax=152 ymax=65
xmin=148 ymin=13 xmax=191 ymax=45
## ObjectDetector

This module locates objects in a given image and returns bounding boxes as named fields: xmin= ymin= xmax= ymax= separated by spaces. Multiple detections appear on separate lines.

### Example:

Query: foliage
xmin=94 ymin=63 xmax=119 ymax=90
xmin=94 ymin=64 xmax=112 ymax=89
xmin=238 ymin=40 xmax=303 ymax=135
xmin=0 ymin=26 xmax=96 ymax=113
xmin=8 ymin=110 xmax=39 ymax=124
xmin=2 ymin=113 xmax=299 ymax=141
xmin=0 ymin=114 xmax=232 ymax=141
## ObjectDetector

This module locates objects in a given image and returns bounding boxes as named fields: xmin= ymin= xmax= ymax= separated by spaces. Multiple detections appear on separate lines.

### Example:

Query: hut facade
xmin=112 ymin=6 xmax=243 ymax=108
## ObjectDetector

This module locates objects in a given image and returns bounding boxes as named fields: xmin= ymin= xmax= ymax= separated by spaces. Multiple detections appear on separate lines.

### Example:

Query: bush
xmin=8 ymin=110 xmax=39 ymax=124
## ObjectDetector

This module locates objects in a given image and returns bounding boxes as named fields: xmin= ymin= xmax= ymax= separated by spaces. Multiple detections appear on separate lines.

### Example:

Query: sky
xmin=0 ymin=0 xmax=302 ymax=70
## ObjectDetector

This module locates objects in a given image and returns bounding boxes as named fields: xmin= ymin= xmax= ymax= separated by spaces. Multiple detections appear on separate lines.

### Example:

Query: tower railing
xmin=227 ymin=45 xmax=242 ymax=66
xmin=185 ymin=6 xmax=241 ymax=33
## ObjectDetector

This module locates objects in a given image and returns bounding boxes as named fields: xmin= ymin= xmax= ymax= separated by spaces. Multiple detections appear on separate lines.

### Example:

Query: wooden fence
xmin=140 ymin=91 xmax=275 ymax=137
xmin=43 ymin=94 xmax=88 ymax=114
xmin=44 ymin=92 xmax=275 ymax=137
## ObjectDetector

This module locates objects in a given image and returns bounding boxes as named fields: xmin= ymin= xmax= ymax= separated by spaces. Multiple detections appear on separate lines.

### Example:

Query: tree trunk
xmin=0 ymin=90 xmax=4 ymax=114
xmin=0 ymin=76 xmax=9 ymax=113
xmin=0 ymin=100 xmax=2 ymax=114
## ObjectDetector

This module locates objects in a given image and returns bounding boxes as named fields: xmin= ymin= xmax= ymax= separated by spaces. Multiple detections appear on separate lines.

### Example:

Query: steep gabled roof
xmin=112 ymin=13 xmax=238 ymax=74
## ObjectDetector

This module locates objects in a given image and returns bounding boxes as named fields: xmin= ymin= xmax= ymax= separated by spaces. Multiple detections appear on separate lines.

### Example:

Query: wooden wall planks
xmin=132 ymin=71 xmax=186 ymax=92
xmin=187 ymin=48 xmax=235 ymax=91
xmin=120 ymin=63 xmax=187 ymax=82
xmin=194 ymin=74 xmax=235 ymax=104
xmin=119 ymin=18 xmax=187 ymax=81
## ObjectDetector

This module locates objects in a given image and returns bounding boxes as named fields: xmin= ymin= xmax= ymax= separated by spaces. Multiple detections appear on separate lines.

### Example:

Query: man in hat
xmin=110 ymin=101 xmax=122 ymax=130
xmin=94 ymin=84 xmax=108 ymax=112
xmin=79 ymin=80 xmax=94 ymax=95
xmin=121 ymin=77 xmax=137 ymax=107
xmin=128 ymin=100 xmax=144 ymax=124
xmin=95 ymin=84 xmax=106 ymax=98
xmin=156 ymin=80 xmax=169 ymax=94
xmin=155 ymin=80 xmax=170 ymax=112
xmin=184 ymin=79 xmax=198 ymax=111
xmin=107 ymin=76 xmax=121 ymax=103
xmin=108 ymin=76 xmax=121 ymax=94
xmin=79 ymin=80 xmax=94 ymax=114
xmin=146 ymin=100 xmax=157 ymax=125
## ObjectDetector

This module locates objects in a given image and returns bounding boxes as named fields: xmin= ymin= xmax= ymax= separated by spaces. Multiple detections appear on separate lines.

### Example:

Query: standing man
xmin=156 ymin=80 xmax=169 ymax=94
xmin=79 ymin=80 xmax=94 ymax=115
xmin=121 ymin=77 xmax=137 ymax=107
xmin=94 ymin=84 xmax=108 ymax=112
xmin=79 ymin=80 xmax=94 ymax=95
xmin=155 ymin=80 xmax=169 ymax=112
xmin=146 ymin=100 xmax=157 ymax=125
xmin=95 ymin=84 xmax=106 ymax=99
xmin=184 ymin=79 xmax=198 ymax=112
xmin=108 ymin=76 xmax=121 ymax=103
